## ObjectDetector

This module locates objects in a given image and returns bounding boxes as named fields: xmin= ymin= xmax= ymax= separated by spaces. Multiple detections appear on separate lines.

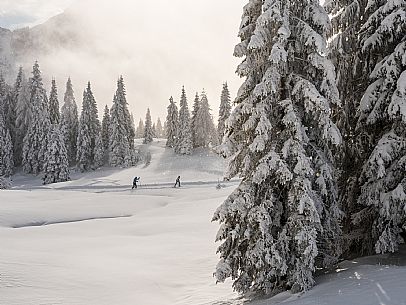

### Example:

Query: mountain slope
xmin=0 ymin=11 xmax=84 ymax=78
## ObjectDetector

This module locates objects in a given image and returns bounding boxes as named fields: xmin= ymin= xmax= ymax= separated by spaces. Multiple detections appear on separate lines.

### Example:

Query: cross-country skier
xmin=174 ymin=176 xmax=181 ymax=188
xmin=132 ymin=176 xmax=140 ymax=189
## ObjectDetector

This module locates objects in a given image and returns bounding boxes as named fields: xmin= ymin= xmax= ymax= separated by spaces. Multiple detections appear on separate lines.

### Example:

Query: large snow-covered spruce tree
xmin=194 ymin=91 xmax=216 ymax=148
xmin=213 ymin=0 xmax=342 ymax=294
xmin=43 ymin=125 xmax=70 ymax=184
xmin=60 ymin=77 xmax=79 ymax=165
xmin=352 ymin=0 xmax=406 ymax=255
xmin=109 ymin=76 xmax=133 ymax=167
xmin=143 ymin=108 xmax=154 ymax=144
xmin=112 ymin=77 xmax=136 ymax=152
xmin=76 ymin=82 xmax=100 ymax=171
xmin=22 ymin=62 xmax=51 ymax=175
xmin=175 ymin=87 xmax=193 ymax=155
xmin=218 ymin=82 xmax=232 ymax=143
xmin=165 ymin=96 xmax=179 ymax=148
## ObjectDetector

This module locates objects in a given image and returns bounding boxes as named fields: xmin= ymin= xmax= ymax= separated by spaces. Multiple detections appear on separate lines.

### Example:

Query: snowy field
xmin=1 ymin=140 xmax=406 ymax=305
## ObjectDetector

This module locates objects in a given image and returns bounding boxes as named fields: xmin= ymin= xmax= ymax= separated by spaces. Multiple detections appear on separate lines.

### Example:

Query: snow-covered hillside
xmin=0 ymin=27 xmax=15 ymax=80
xmin=0 ymin=11 xmax=83 ymax=80
xmin=1 ymin=141 xmax=406 ymax=305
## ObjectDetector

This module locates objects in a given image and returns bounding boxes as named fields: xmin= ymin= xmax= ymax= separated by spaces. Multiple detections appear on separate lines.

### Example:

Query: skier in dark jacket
xmin=132 ymin=176 xmax=140 ymax=189
xmin=174 ymin=176 xmax=181 ymax=188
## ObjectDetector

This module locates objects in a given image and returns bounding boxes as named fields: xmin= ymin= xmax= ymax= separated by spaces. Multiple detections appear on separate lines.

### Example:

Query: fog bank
xmin=19 ymin=0 xmax=244 ymax=122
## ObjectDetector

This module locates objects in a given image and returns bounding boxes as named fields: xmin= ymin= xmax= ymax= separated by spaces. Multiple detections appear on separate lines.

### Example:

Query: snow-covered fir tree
xmin=156 ymin=117 xmax=164 ymax=138
xmin=136 ymin=119 xmax=144 ymax=139
xmin=152 ymin=123 xmax=157 ymax=138
xmin=12 ymin=67 xmax=26 ymax=166
xmin=213 ymin=0 xmax=342 ymax=294
xmin=0 ymin=109 xmax=14 ymax=177
xmin=175 ymin=86 xmax=193 ymax=155
xmin=5 ymin=93 xmax=16 ymax=145
xmin=1 ymin=74 xmax=16 ymax=159
xmin=217 ymin=82 xmax=232 ymax=143
xmin=129 ymin=113 xmax=136 ymax=146
xmin=101 ymin=105 xmax=111 ymax=162
xmin=191 ymin=92 xmax=200 ymax=148
xmin=76 ymin=82 xmax=100 ymax=171
xmin=94 ymin=130 xmax=105 ymax=168
xmin=113 ymin=80 xmax=135 ymax=152
xmin=22 ymin=61 xmax=51 ymax=175
xmin=194 ymin=91 xmax=216 ymax=148
xmin=76 ymin=91 xmax=93 ymax=171
xmin=60 ymin=77 xmax=79 ymax=165
xmin=0 ymin=74 xmax=8 ymax=115
xmin=88 ymin=83 xmax=101 ymax=140
xmin=143 ymin=108 xmax=154 ymax=144
xmin=165 ymin=96 xmax=179 ymax=148
xmin=352 ymin=0 xmax=406 ymax=255
xmin=43 ymin=125 xmax=69 ymax=184
xmin=324 ymin=0 xmax=369 ymax=256
xmin=48 ymin=79 xmax=60 ymax=124
xmin=109 ymin=77 xmax=132 ymax=167
xmin=126 ymin=113 xmax=136 ymax=151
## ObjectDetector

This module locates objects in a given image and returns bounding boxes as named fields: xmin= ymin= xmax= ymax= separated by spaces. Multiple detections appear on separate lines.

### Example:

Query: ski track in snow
xmin=11 ymin=179 xmax=239 ymax=193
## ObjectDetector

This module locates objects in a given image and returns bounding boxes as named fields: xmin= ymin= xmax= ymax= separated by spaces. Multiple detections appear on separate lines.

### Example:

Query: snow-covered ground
xmin=1 ymin=140 xmax=406 ymax=305
xmin=248 ymin=250 xmax=406 ymax=305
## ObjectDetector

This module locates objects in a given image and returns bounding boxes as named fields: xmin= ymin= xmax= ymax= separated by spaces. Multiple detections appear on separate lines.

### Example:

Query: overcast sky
xmin=0 ymin=0 xmax=245 ymax=123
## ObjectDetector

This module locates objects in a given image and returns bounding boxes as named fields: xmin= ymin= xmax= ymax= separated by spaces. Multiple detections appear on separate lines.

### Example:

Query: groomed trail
xmin=12 ymin=179 xmax=239 ymax=193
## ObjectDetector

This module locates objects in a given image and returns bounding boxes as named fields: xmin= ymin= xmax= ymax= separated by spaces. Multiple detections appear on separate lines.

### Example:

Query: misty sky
xmin=1 ymin=0 xmax=245 ymax=123
xmin=0 ymin=0 xmax=75 ymax=29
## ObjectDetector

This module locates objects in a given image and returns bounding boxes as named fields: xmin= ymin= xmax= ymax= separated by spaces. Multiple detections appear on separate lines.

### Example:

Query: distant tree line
xmin=132 ymin=83 xmax=232 ymax=156
xmin=0 ymin=62 xmax=139 ymax=186
xmin=0 ymin=61 xmax=232 ymax=187
xmin=163 ymin=84 xmax=232 ymax=155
